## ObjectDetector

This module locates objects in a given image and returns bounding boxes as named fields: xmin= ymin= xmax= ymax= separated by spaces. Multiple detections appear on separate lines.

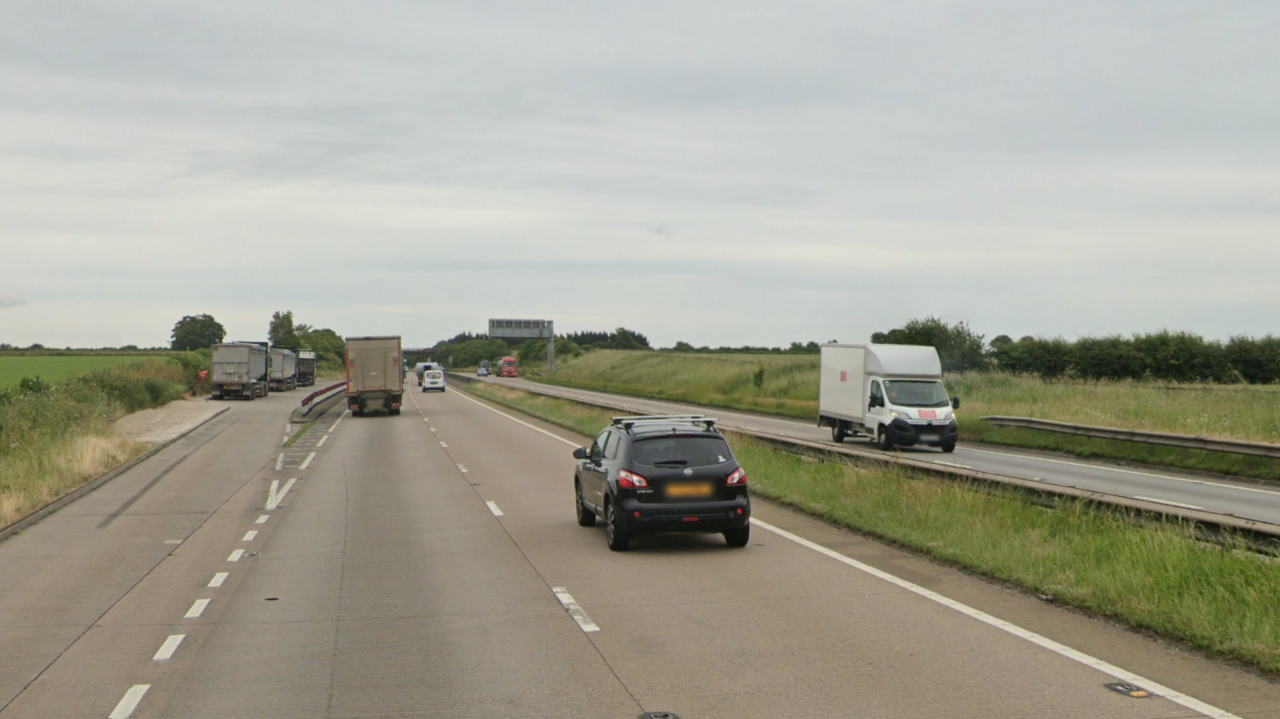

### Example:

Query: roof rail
xmin=611 ymin=415 xmax=719 ymax=432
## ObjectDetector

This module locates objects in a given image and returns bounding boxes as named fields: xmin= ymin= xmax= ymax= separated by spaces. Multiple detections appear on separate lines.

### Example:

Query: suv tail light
xmin=726 ymin=467 xmax=747 ymax=486
xmin=618 ymin=469 xmax=649 ymax=489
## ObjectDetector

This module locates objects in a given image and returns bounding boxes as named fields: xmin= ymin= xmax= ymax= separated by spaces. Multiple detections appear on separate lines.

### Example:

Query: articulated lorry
xmin=210 ymin=343 xmax=269 ymax=400
xmin=296 ymin=350 xmax=317 ymax=387
xmin=818 ymin=344 xmax=959 ymax=452
xmin=346 ymin=336 xmax=404 ymax=416
xmin=268 ymin=348 xmax=298 ymax=392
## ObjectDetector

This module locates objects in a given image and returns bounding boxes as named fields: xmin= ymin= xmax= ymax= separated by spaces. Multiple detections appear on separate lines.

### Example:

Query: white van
xmin=422 ymin=365 xmax=445 ymax=392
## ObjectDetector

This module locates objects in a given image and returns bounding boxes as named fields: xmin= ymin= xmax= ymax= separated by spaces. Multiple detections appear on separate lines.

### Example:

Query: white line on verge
xmin=242 ymin=530 xmax=258 ymax=541
xmin=1134 ymin=496 xmax=1204 ymax=510
xmin=108 ymin=685 xmax=150 ymax=719
xmin=153 ymin=634 xmax=185 ymax=661
xmin=265 ymin=478 xmax=297 ymax=510
xmin=208 ymin=572 xmax=229 ymax=588
xmin=275 ymin=453 xmax=284 ymax=471
xmin=256 ymin=514 xmax=269 ymax=524
xmin=486 ymin=500 xmax=504 ymax=516
xmin=317 ymin=435 xmax=329 ymax=447
xmin=299 ymin=452 xmax=316 ymax=471
xmin=451 ymin=390 xmax=579 ymax=447
xmin=184 ymin=599 xmax=210 ymax=619
xmin=551 ymin=587 xmax=599 ymax=633
xmin=750 ymin=518 xmax=1242 ymax=719
xmin=227 ymin=549 xmax=244 ymax=563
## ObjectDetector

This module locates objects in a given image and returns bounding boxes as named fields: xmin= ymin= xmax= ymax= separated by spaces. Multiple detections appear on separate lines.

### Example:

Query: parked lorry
xmin=210 ymin=343 xmax=269 ymax=400
xmin=498 ymin=356 xmax=518 ymax=377
xmin=296 ymin=350 xmax=317 ymax=387
xmin=346 ymin=336 xmax=404 ymax=416
xmin=268 ymin=348 xmax=298 ymax=392
xmin=818 ymin=344 xmax=959 ymax=452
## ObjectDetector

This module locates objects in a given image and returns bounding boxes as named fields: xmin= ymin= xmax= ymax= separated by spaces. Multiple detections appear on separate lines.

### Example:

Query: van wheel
xmin=877 ymin=426 xmax=893 ymax=450
xmin=575 ymin=481 xmax=596 ymax=527
xmin=831 ymin=422 xmax=845 ymax=443
xmin=724 ymin=525 xmax=750 ymax=548
xmin=605 ymin=500 xmax=630 ymax=551
xmin=941 ymin=441 xmax=956 ymax=453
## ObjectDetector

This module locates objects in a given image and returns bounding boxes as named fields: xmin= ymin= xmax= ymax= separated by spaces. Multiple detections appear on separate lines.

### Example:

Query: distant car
xmin=477 ymin=366 xmax=490 ymax=377
xmin=573 ymin=415 xmax=751 ymax=551
xmin=422 ymin=369 xmax=445 ymax=392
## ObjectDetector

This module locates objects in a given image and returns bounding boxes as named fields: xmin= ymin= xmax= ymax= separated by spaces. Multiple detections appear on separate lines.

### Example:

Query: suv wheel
xmin=724 ymin=525 xmax=750 ymax=548
xmin=604 ymin=500 xmax=630 ymax=552
xmin=575 ymin=481 xmax=596 ymax=527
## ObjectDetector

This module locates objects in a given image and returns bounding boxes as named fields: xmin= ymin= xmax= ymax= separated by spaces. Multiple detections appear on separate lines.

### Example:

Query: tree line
xmin=169 ymin=311 xmax=346 ymax=370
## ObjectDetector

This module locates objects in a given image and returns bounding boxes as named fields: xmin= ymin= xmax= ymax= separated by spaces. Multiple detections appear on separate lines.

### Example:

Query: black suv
xmin=573 ymin=415 xmax=751 ymax=551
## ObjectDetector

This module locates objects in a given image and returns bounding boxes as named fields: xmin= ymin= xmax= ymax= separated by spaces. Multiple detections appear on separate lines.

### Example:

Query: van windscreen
xmin=884 ymin=380 xmax=949 ymax=408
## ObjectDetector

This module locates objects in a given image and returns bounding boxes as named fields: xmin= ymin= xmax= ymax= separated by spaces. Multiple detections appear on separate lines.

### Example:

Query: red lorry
xmin=498 ymin=356 xmax=518 ymax=377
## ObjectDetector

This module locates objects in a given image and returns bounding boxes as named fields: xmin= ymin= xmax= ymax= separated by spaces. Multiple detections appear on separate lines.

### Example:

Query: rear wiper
xmin=653 ymin=460 xmax=688 ymax=467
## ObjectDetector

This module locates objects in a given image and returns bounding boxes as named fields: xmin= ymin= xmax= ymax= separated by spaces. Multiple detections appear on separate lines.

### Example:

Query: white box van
xmin=818 ymin=344 xmax=959 ymax=452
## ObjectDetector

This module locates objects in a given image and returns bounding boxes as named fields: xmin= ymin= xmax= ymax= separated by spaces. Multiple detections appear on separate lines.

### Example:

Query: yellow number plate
xmin=666 ymin=483 xmax=713 ymax=498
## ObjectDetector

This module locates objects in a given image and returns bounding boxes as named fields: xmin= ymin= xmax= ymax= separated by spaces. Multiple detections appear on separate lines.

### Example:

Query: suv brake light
xmin=726 ymin=467 xmax=747 ymax=486
xmin=618 ymin=469 xmax=649 ymax=489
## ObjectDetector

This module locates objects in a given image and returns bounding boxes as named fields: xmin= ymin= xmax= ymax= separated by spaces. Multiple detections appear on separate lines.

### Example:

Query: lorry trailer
xmin=346 ymin=336 xmax=404 ymax=416
xmin=296 ymin=350 xmax=317 ymax=387
xmin=268 ymin=348 xmax=298 ymax=391
xmin=210 ymin=343 xmax=269 ymax=400
xmin=818 ymin=344 xmax=959 ymax=452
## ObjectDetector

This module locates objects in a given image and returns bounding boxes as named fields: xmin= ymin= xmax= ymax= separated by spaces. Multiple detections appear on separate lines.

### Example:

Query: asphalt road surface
xmin=2 ymin=386 xmax=1278 ymax=718
xmin=478 ymin=375 xmax=1280 ymax=529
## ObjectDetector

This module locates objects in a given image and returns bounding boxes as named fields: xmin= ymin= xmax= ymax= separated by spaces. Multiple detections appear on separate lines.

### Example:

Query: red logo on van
xmin=840 ymin=371 xmax=847 ymax=382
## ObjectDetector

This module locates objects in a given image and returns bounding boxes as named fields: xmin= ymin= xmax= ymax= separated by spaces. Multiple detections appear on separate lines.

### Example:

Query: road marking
xmin=328 ymin=416 xmax=344 ymax=432
xmin=964 ymin=446 xmax=1280 ymax=496
xmin=227 ymin=549 xmax=245 ymax=563
xmin=163 ymin=539 xmax=182 ymax=545
xmin=439 ymin=442 xmax=448 ymax=448
xmin=299 ymin=452 xmax=316 ymax=471
xmin=266 ymin=478 xmax=297 ymax=510
xmin=1134 ymin=496 xmax=1204 ymax=510
xmin=242 ymin=530 xmax=258 ymax=541
xmin=153 ymin=634 xmax=185 ymax=661
xmin=285 ymin=423 xmax=291 ymax=434
xmin=108 ymin=685 xmax=150 ymax=719
xmin=751 ymin=518 xmax=1242 ymax=719
xmin=551 ymin=587 xmax=600 ymax=633
xmin=256 ymin=514 xmax=269 ymax=524
xmin=935 ymin=461 xmax=973 ymax=470
xmin=184 ymin=599 xmax=210 ymax=618
xmin=486 ymin=501 xmax=504 ymax=516
xmin=208 ymin=572 xmax=229 ymax=588
xmin=457 ymin=464 xmax=468 ymax=473
xmin=317 ymin=435 xmax=329 ymax=447
xmin=275 ymin=453 xmax=285 ymax=471
xmin=452 ymin=390 xmax=579 ymax=447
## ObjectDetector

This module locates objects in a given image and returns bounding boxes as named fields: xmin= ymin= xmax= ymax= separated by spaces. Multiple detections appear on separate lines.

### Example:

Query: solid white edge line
xmin=184 ymin=598 xmax=210 ymax=619
xmin=208 ymin=571 xmax=229 ymax=588
xmin=275 ymin=453 xmax=284 ymax=471
xmin=963 ymin=446 xmax=1280 ymax=496
xmin=153 ymin=634 xmax=185 ymax=661
xmin=299 ymin=452 xmax=316 ymax=471
xmin=486 ymin=500 xmax=504 ymax=516
xmin=242 ymin=530 xmax=258 ymax=541
xmin=227 ymin=549 xmax=244 ymax=563
xmin=750 ymin=518 xmax=1242 ymax=719
xmin=108 ymin=684 xmax=150 ymax=719
xmin=551 ymin=586 xmax=600 ymax=633
xmin=451 ymin=389 xmax=580 ymax=447
xmin=1134 ymin=496 xmax=1205 ymax=510
xmin=256 ymin=514 xmax=269 ymax=524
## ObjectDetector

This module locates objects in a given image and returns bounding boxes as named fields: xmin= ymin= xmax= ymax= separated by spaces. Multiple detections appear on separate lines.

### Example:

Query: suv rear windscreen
xmin=632 ymin=435 xmax=732 ymax=468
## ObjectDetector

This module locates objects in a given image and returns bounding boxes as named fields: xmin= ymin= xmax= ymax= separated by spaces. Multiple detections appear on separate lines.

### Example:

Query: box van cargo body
xmin=210 ymin=343 xmax=269 ymax=400
xmin=296 ymin=350 xmax=317 ymax=387
xmin=346 ymin=336 xmax=404 ymax=416
xmin=268 ymin=348 xmax=298 ymax=392
xmin=818 ymin=344 xmax=959 ymax=452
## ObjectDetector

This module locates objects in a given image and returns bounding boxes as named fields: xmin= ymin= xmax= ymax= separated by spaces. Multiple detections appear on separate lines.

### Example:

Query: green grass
xmin=284 ymin=422 xmax=315 ymax=448
xmin=0 ymin=356 xmax=148 ymax=388
xmin=530 ymin=351 xmax=1280 ymax=479
xmin=458 ymin=379 xmax=1280 ymax=674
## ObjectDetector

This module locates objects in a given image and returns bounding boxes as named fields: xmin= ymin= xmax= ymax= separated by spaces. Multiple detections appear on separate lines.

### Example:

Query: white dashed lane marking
xmin=184 ymin=599 xmax=209 ymax=619
xmin=208 ymin=572 xmax=229 ymax=588
xmin=227 ymin=549 xmax=244 ymax=563
xmin=551 ymin=587 xmax=599 ymax=633
xmin=152 ymin=634 xmax=185 ymax=661
xmin=108 ymin=685 xmax=150 ymax=719
xmin=242 ymin=530 xmax=258 ymax=542
xmin=486 ymin=501 xmax=503 ymax=517
xmin=275 ymin=453 xmax=285 ymax=471
xmin=256 ymin=515 xmax=269 ymax=524
xmin=317 ymin=435 xmax=329 ymax=447
xmin=299 ymin=452 xmax=316 ymax=471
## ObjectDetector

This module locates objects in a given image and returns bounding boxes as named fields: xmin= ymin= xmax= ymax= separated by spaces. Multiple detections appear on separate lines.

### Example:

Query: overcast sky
xmin=2 ymin=1 xmax=1278 ymax=349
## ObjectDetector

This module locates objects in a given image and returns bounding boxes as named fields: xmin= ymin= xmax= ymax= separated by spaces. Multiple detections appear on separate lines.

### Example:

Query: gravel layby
xmin=113 ymin=397 xmax=226 ymax=445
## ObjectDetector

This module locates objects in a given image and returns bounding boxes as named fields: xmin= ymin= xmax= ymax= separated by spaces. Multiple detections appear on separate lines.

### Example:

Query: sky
xmin=2 ymin=1 xmax=1278 ymax=350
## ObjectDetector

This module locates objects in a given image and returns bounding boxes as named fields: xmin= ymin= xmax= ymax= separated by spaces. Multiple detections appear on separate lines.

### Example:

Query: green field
xmin=0 ymin=356 xmax=148 ymax=387
xmin=529 ymin=350 xmax=1280 ymax=479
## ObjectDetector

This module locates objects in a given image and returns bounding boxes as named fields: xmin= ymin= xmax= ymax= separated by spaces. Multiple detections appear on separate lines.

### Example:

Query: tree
xmin=269 ymin=311 xmax=301 ymax=348
xmin=870 ymin=317 xmax=987 ymax=372
xmin=171 ymin=314 xmax=226 ymax=351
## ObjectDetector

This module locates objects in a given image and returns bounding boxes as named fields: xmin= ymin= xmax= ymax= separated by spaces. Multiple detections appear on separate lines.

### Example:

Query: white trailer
xmin=818 ymin=344 xmax=959 ymax=452
xmin=210 ymin=343 xmax=269 ymax=400
xmin=346 ymin=336 xmax=404 ymax=416
xmin=296 ymin=350 xmax=317 ymax=387
xmin=268 ymin=348 xmax=298 ymax=392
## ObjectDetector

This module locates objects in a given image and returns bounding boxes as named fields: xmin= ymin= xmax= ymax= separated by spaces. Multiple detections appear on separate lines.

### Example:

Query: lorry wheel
xmin=831 ymin=423 xmax=845 ymax=443
xmin=941 ymin=442 xmax=956 ymax=453
xmin=877 ymin=426 xmax=892 ymax=450
xmin=245 ymin=388 xmax=254 ymax=401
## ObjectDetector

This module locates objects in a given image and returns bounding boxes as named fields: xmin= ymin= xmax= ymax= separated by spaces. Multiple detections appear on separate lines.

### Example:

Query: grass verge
xmin=0 ymin=357 xmax=205 ymax=530
xmin=284 ymin=422 xmax=315 ymax=448
xmin=458 ymin=378 xmax=1280 ymax=675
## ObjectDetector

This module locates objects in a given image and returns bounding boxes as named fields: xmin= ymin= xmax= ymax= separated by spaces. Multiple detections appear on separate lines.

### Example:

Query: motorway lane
xmin=481 ymin=376 xmax=1280 ymax=527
